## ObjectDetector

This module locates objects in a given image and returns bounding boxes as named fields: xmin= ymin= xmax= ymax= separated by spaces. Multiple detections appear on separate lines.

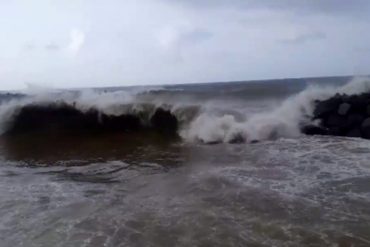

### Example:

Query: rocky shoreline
xmin=302 ymin=92 xmax=370 ymax=139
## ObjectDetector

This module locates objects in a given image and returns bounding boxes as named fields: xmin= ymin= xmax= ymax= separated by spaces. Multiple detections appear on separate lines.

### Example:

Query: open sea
xmin=1 ymin=76 xmax=370 ymax=246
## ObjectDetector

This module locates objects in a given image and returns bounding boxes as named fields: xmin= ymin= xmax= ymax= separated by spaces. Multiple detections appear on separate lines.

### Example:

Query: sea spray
xmin=181 ymin=77 xmax=370 ymax=143
xmin=1 ymin=77 xmax=370 ymax=142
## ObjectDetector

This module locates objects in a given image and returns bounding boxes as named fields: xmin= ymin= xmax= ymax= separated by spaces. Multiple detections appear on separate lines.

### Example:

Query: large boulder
xmin=346 ymin=94 xmax=369 ymax=114
xmin=228 ymin=132 xmax=246 ymax=144
xmin=366 ymin=105 xmax=370 ymax=115
xmin=313 ymin=95 xmax=342 ymax=119
xmin=346 ymin=114 xmax=365 ymax=128
xmin=301 ymin=125 xmax=329 ymax=136
xmin=347 ymin=128 xmax=362 ymax=138
xmin=337 ymin=103 xmax=351 ymax=116
xmin=303 ymin=92 xmax=370 ymax=139
xmin=323 ymin=114 xmax=348 ymax=132
xmin=361 ymin=117 xmax=370 ymax=138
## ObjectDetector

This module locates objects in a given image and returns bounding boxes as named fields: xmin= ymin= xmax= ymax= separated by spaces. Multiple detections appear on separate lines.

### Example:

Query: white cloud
xmin=67 ymin=29 xmax=85 ymax=54
xmin=157 ymin=26 xmax=180 ymax=48
xmin=0 ymin=0 xmax=369 ymax=90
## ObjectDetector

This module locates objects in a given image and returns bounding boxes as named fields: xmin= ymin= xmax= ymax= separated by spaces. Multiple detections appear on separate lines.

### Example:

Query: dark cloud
xmin=22 ymin=42 xmax=61 ymax=52
xmin=280 ymin=31 xmax=326 ymax=45
xmin=169 ymin=0 xmax=370 ymax=16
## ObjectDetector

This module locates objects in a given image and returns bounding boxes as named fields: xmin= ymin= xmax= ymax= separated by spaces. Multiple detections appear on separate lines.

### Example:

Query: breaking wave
xmin=0 ymin=77 xmax=369 ymax=143
xmin=183 ymin=77 xmax=370 ymax=143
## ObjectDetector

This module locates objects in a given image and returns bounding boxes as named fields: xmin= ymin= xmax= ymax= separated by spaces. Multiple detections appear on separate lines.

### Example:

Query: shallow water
xmin=1 ymin=136 xmax=370 ymax=246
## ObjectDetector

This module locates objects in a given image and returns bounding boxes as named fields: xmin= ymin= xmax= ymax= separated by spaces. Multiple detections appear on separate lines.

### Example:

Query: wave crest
xmin=1 ymin=77 xmax=370 ymax=143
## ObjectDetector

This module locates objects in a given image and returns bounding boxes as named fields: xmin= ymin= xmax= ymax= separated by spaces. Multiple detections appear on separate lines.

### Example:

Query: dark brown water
xmin=1 ymin=136 xmax=370 ymax=246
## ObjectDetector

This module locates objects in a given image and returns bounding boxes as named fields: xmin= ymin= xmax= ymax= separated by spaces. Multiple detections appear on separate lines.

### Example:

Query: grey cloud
xmin=45 ymin=43 xmax=60 ymax=51
xmin=169 ymin=0 xmax=370 ymax=16
xmin=280 ymin=31 xmax=326 ymax=45
xmin=181 ymin=29 xmax=213 ymax=45
xmin=22 ymin=42 xmax=61 ymax=52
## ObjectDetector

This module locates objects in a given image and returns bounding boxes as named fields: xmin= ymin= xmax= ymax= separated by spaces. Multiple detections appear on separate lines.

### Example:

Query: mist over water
xmin=1 ymin=76 xmax=370 ymax=246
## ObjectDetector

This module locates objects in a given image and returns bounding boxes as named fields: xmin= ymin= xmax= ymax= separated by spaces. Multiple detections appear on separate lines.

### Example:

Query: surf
xmin=0 ymin=77 xmax=369 ymax=144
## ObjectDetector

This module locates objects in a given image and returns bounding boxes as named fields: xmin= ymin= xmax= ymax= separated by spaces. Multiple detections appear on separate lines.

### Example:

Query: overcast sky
xmin=1 ymin=0 xmax=370 ymax=90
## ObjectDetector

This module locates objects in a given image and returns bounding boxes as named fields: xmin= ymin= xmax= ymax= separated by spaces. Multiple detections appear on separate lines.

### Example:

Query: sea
xmin=1 ymin=76 xmax=370 ymax=247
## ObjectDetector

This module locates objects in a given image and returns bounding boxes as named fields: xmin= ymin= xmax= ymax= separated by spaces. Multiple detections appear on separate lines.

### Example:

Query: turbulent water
xmin=1 ymin=76 xmax=370 ymax=246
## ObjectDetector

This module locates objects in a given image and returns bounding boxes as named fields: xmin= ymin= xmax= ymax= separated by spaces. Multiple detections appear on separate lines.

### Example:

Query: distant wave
xmin=0 ymin=77 xmax=369 ymax=143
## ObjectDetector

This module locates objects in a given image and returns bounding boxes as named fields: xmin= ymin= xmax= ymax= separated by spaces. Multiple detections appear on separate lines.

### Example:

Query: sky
xmin=0 ymin=0 xmax=370 ymax=90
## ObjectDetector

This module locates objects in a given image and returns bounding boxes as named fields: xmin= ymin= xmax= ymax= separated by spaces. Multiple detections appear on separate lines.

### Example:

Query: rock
xmin=347 ymin=95 xmax=369 ymax=114
xmin=228 ymin=133 xmax=245 ymax=144
xmin=202 ymin=140 xmax=221 ymax=145
xmin=301 ymin=125 xmax=329 ymax=136
xmin=347 ymin=128 xmax=362 ymax=138
xmin=313 ymin=97 xmax=342 ymax=119
xmin=361 ymin=117 xmax=370 ymax=138
xmin=361 ymin=117 xmax=370 ymax=128
xmin=337 ymin=103 xmax=351 ymax=116
xmin=327 ymin=126 xmax=344 ymax=136
xmin=303 ymin=92 xmax=370 ymax=139
xmin=323 ymin=114 xmax=347 ymax=129
xmin=346 ymin=114 xmax=365 ymax=128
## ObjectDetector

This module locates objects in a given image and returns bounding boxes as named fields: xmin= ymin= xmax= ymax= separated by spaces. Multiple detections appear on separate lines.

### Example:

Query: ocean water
xmin=1 ymin=76 xmax=370 ymax=246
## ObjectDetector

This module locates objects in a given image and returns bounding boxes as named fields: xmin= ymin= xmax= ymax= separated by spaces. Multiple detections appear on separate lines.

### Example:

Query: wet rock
xmin=228 ymin=133 xmax=245 ymax=144
xmin=346 ymin=114 xmax=365 ymax=128
xmin=361 ymin=117 xmax=370 ymax=128
xmin=202 ymin=140 xmax=221 ymax=145
xmin=347 ymin=95 xmax=369 ymax=114
xmin=301 ymin=125 xmax=329 ymax=136
xmin=337 ymin=103 xmax=351 ymax=116
xmin=347 ymin=128 xmax=362 ymax=138
xmin=361 ymin=117 xmax=370 ymax=138
xmin=313 ymin=96 xmax=342 ymax=119
xmin=324 ymin=114 xmax=347 ymax=129
xmin=303 ymin=92 xmax=370 ymax=139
